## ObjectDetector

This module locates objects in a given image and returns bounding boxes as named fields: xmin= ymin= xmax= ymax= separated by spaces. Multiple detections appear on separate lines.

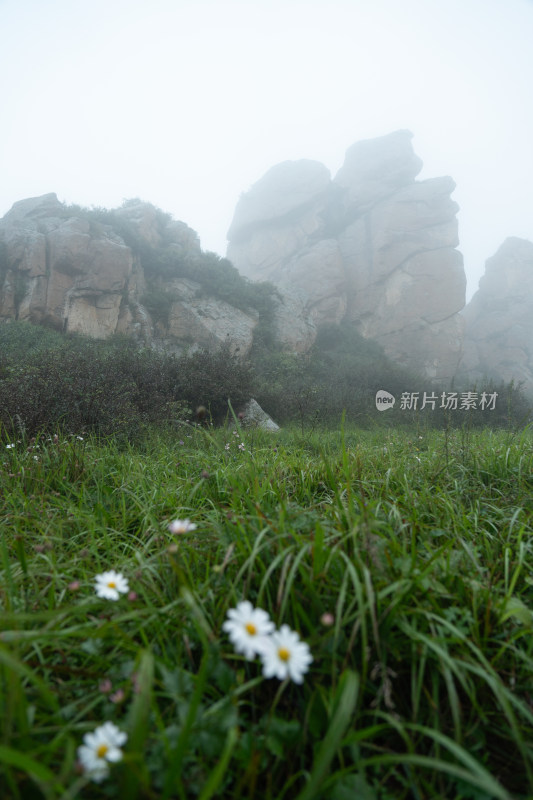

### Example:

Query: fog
xmin=1 ymin=0 xmax=532 ymax=301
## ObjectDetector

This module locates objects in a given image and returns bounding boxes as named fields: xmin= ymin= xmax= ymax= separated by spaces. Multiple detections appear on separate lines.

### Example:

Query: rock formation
xmin=238 ymin=398 xmax=280 ymax=432
xmin=2 ymin=132 xmax=531 ymax=398
xmin=0 ymin=195 xmax=258 ymax=357
xmin=459 ymin=237 xmax=533 ymax=393
xmin=227 ymin=130 xmax=466 ymax=381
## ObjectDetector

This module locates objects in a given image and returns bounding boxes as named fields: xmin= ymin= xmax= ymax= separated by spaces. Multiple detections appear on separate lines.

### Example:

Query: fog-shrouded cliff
xmin=227 ymin=130 xmax=467 ymax=382
xmin=459 ymin=237 xmax=533 ymax=394
xmin=1 ymin=130 xmax=532 ymax=393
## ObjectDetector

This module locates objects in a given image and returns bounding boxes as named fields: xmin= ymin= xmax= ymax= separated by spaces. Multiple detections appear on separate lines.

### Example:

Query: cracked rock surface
xmin=0 ymin=195 xmax=258 ymax=357
xmin=227 ymin=130 xmax=467 ymax=381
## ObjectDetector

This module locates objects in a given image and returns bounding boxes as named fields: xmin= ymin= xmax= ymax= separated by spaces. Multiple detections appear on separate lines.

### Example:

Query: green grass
xmin=1 ymin=422 xmax=533 ymax=799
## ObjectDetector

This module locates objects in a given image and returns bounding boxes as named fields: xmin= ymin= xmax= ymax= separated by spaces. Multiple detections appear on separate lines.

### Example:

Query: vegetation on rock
xmin=68 ymin=201 xmax=279 ymax=322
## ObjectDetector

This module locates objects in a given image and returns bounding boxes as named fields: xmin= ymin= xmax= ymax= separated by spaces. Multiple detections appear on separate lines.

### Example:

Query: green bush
xmin=0 ymin=322 xmax=254 ymax=438
xmin=251 ymin=321 xmax=419 ymax=426
xmin=251 ymin=320 xmax=532 ymax=430
xmin=173 ymin=343 xmax=254 ymax=423
xmin=140 ymin=287 xmax=179 ymax=327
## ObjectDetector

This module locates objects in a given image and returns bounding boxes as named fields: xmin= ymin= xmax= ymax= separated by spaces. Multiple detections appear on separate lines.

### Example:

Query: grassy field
xmin=1 ymin=421 xmax=533 ymax=799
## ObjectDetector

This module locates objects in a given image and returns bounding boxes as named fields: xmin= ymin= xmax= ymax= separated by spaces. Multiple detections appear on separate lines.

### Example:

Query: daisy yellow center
xmin=245 ymin=622 xmax=257 ymax=635
xmin=96 ymin=744 xmax=109 ymax=758
xmin=278 ymin=647 xmax=291 ymax=662
xmin=107 ymin=581 xmax=116 ymax=588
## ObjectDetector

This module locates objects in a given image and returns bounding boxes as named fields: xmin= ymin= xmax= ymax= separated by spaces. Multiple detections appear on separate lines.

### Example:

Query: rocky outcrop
xmin=0 ymin=194 xmax=258 ymax=356
xmin=238 ymin=398 xmax=280 ymax=431
xmin=0 ymin=195 xmax=135 ymax=338
xmin=227 ymin=130 xmax=466 ymax=380
xmin=153 ymin=278 xmax=257 ymax=356
xmin=335 ymin=129 xmax=424 ymax=215
xmin=228 ymin=159 xmax=332 ymax=243
xmin=460 ymin=238 xmax=533 ymax=393
xmin=3 ymin=137 xmax=531 ymax=398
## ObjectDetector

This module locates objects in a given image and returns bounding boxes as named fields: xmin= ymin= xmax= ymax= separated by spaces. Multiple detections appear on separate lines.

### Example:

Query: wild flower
xmin=5 ymin=443 xmax=14 ymax=449
xmin=94 ymin=570 xmax=130 ymax=601
xmin=109 ymin=688 xmax=125 ymax=704
xmin=168 ymin=518 xmax=197 ymax=534
xmin=223 ymin=601 xmax=275 ymax=660
xmin=238 ymin=442 xmax=245 ymax=451
xmin=260 ymin=624 xmax=313 ymax=684
xmin=77 ymin=721 xmax=127 ymax=783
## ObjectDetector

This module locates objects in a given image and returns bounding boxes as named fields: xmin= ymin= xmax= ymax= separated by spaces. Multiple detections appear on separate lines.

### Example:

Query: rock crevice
xmin=227 ymin=130 xmax=466 ymax=381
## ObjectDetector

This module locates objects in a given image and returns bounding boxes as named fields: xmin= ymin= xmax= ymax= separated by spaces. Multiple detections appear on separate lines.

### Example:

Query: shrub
xmin=252 ymin=321 xmax=421 ymax=426
xmin=140 ymin=287 xmax=179 ymax=327
xmin=0 ymin=322 xmax=254 ymax=438
xmin=250 ymin=320 xmax=532 ymax=430
xmin=173 ymin=344 xmax=254 ymax=423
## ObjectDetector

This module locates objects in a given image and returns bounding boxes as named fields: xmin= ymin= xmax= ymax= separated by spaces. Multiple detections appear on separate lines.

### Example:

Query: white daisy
xmin=77 ymin=721 xmax=127 ymax=783
xmin=168 ymin=518 xmax=197 ymax=534
xmin=94 ymin=570 xmax=129 ymax=601
xmin=260 ymin=624 xmax=313 ymax=683
xmin=223 ymin=600 xmax=275 ymax=660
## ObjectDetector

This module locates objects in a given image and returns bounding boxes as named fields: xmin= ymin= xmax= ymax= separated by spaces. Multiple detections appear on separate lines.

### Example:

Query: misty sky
xmin=1 ymin=0 xmax=532 ymax=302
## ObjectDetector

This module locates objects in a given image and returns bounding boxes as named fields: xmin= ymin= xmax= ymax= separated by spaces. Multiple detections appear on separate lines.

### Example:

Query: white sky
xmin=1 ymin=0 xmax=532 ymax=302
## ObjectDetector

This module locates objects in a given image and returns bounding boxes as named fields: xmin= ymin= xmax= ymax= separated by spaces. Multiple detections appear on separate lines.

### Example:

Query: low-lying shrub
xmin=251 ymin=320 xmax=532 ymax=429
xmin=0 ymin=322 xmax=253 ymax=438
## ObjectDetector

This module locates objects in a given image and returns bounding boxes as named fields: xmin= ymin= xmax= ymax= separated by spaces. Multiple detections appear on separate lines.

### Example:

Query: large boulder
xmin=227 ymin=159 xmax=331 ymax=243
xmin=0 ymin=194 xmax=257 ymax=355
xmin=238 ymin=398 xmax=280 ymax=431
xmin=159 ymin=278 xmax=258 ymax=357
xmin=334 ymin=129 xmax=423 ymax=216
xmin=338 ymin=177 xmax=465 ymax=378
xmin=227 ymin=161 xmax=338 ymax=288
xmin=269 ymin=288 xmax=318 ymax=353
xmin=0 ymin=196 xmax=134 ymax=336
xmin=460 ymin=237 xmax=533 ymax=392
xmin=226 ymin=131 xmax=466 ymax=381
xmin=277 ymin=239 xmax=347 ymax=326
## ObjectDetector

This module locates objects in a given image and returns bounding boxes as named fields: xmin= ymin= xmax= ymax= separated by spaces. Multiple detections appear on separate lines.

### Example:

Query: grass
xmin=1 ymin=421 xmax=533 ymax=799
